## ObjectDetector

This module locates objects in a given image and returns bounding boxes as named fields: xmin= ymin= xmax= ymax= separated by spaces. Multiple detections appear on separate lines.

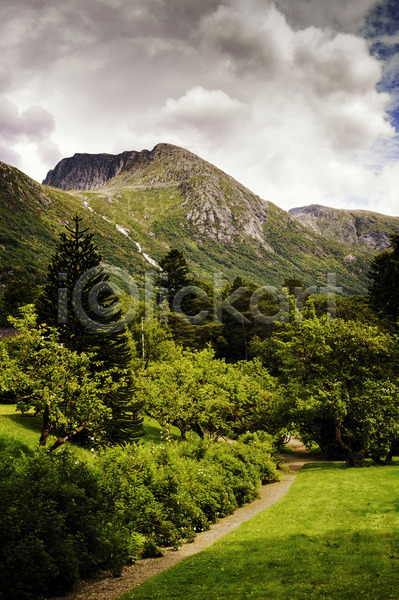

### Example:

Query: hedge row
xmin=0 ymin=432 xmax=279 ymax=600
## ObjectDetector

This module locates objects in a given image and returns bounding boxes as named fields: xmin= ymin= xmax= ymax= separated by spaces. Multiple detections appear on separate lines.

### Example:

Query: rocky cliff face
xmin=42 ymin=150 xmax=150 ymax=190
xmin=289 ymin=204 xmax=399 ymax=252
xmin=42 ymin=143 xmax=219 ymax=191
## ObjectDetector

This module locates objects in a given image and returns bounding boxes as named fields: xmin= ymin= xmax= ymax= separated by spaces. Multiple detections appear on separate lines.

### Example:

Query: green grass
xmin=0 ymin=404 xmax=181 ymax=456
xmin=0 ymin=403 xmax=93 ymax=460
xmin=118 ymin=461 xmax=399 ymax=600
xmin=279 ymin=443 xmax=293 ymax=454
xmin=0 ymin=403 xmax=51 ymax=451
xmin=141 ymin=415 xmax=181 ymax=444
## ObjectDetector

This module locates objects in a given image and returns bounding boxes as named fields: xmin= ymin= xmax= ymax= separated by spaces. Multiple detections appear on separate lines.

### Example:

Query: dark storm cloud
xmin=200 ymin=2 xmax=382 ymax=99
xmin=0 ymin=0 xmax=220 ymax=71
xmin=0 ymin=0 xmax=223 ymax=114
xmin=0 ymin=0 xmax=385 ymax=96
xmin=200 ymin=3 xmax=288 ymax=76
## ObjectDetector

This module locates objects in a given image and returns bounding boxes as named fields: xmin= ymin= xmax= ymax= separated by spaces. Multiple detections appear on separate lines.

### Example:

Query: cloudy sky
xmin=1 ymin=0 xmax=399 ymax=216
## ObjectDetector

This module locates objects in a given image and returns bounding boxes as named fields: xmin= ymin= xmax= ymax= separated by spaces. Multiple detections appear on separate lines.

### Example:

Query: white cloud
xmin=0 ymin=0 xmax=398 ymax=216
xmin=0 ymin=142 xmax=22 ymax=169
xmin=161 ymin=86 xmax=245 ymax=137
xmin=123 ymin=1 xmax=396 ymax=216
xmin=0 ymin=96 xmax=60 ymax=180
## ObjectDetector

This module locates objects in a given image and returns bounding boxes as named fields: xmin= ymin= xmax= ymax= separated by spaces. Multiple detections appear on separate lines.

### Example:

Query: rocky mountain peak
xmin=42 ymin=143 xmax=205 ymax=191
xmin=42 ymin=149 xmax=143 ymax=190
xmin=2 ymin=147 xmax=399 ymax=296
xmin=40 ymin=145 xmax=399 ymax=277
xmin=42 ymin=143 xmax=274 ymax=249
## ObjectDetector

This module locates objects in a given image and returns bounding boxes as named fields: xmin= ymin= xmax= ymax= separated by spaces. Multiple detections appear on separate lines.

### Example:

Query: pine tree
xmin=37 ymin=215 xmax=143 ymax=443
xmin=368 ymin=233 xmax=399 ymax=324
xmin=157 ymin=248 xmax=192 ymax=307
xmin=156 ymin=249 xmax=224 ymax=349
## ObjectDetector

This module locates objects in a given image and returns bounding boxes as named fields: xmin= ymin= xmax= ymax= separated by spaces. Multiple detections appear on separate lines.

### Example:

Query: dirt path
xmin=46 ymin=440 xmax=316 ymax=600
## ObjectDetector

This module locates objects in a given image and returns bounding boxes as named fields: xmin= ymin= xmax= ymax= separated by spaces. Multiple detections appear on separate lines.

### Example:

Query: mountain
xmin=289 ymin=204 xmax=398 ymax=252
xmin=43 ymin=144 xmax=272 ymax=248
xmin=1 ymin=143 xmax=399 ymax=295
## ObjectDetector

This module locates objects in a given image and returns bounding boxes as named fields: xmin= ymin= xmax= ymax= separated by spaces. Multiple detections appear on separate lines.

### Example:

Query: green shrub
xmin=98 ymin=437 xmax=279 ymax=553
xmin=99 ymin=444 xmax=210 ymax=551
xmin=0 ymin=450 xmax=143 ymax=600
xmin=0 ymin=436 xmax=279 ymax=599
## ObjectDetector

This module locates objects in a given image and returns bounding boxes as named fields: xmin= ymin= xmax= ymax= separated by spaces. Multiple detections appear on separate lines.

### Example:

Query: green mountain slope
xmin=0 ymin=161 xmax=144 ymax=285
xmin=1 ymin=143 xmax=399 ymax=295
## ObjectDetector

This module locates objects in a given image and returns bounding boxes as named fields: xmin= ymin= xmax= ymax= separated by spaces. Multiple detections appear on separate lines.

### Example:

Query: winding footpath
xmin=47 ymin=440 xmax=316 ymax=600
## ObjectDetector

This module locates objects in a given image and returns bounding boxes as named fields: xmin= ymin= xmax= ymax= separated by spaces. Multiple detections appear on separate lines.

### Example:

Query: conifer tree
xmin=157 ymin=248 xmax=192 ymax=307
xmin=368 ymin=233 xmax=399 ymax=324
xmin=156 ymin=249 xmax=224 ymax=349
xmin=37 ymin=215 xmax=143 ymax=443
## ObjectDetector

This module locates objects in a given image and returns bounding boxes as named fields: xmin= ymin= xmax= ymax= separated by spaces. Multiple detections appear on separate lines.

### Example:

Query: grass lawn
xmin=0 ymin=404 xmax=181 ymax=457
xmin=0 ymin=403 xmax=94 ymax=460
xmin=140 ymin=415 xmax=181 ymax=444
xmin=118 ymin=461 xmax=399 ymax=600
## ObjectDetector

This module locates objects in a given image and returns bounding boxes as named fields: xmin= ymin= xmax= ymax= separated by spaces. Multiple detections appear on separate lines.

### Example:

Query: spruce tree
xmin=37 ymin=215 xmax=143 ymax=443
xmin=368 ymin=233 xmax=399 ymax=324
xmin=156 ymin=249 xmax=224 ymax=349
xmin=157 ymin=248 xmax=192 ymax=307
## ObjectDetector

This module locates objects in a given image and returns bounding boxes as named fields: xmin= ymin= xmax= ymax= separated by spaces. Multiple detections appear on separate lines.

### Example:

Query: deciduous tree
xmin=1 ymin=306 xmax=116 ymax=449
xmin=252 ymin=311 xmax=399 ymax=466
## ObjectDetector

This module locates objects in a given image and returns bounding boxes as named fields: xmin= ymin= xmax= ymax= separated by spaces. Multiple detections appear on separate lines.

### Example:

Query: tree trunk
xmin=349 ymin=450 xmax=367 ymax=468
xmin=385 ymin=439 xmax=399 ymax=464
xmin=39 ymin=404 xmax=51 ymax=446
xmin=175 ymin=420 xmax=187 ymax=441
xmin=191 ymin=422 xmax=204 ymax=439
xmin=334 ymin=420 xmax=366 ymax=467
xmin=48 ymin=426 xmax=85 ymax=452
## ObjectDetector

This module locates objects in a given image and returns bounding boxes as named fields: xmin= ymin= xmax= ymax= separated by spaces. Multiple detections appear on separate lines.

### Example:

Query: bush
xmin=0 ymin=436 xmax=279 ymax=599
xmin=98 ymin=443 xmax=219 ymax=551
xmin=98 ymin=436 xmax=280 ymax=553
xmin=0 ymin=450 xmax=143 ymax=600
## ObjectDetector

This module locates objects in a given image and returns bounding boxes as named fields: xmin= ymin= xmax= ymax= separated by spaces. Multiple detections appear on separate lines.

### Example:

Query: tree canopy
xmin=1 ymin=306 xmax=117 ymax=449
xmin=157 ymin=248 xmax=192 ymax=308
xmin=251 ymin=310 xmax=399 ymax=466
